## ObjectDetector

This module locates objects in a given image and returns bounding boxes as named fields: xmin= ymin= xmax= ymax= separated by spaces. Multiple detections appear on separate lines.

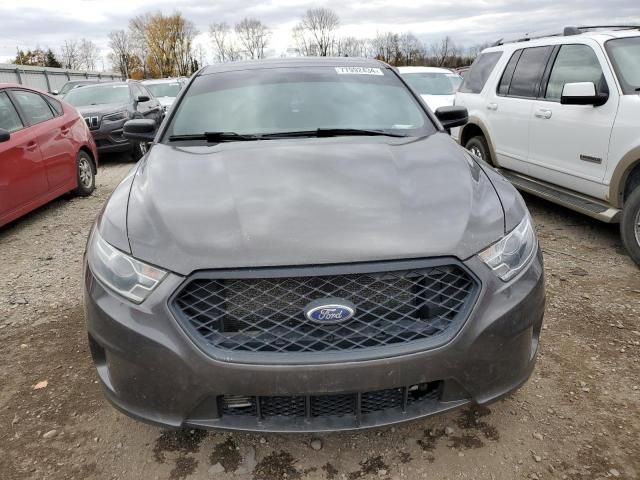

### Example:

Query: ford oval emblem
xmin=304 ymin=298 xmax=356 ymax=325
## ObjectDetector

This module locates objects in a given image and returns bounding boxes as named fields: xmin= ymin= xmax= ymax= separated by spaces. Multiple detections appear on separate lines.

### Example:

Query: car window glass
xmin=145 ymin=82 xmax=182 ymax=98
xmin=604 ymin=37 xmax=640 ymax=95
xmin=64 ymin=84 xmax=130 ymax=107
xmin=498 ymin=50 xmax=522 ymax=95
xmin=459 ymin=52 xmax=502 ymax=94
xmin=508 ymin=46 xmax=552 ymax=98
xmin=12 ymin=90 xmax=54 ymax=125
xmin=0 ymin=91 xmax=24 ymax=132
xmin=401 ymin=72 xmax=462 ymax=95
xmin=545 ymin=45 xmax=606 ymax=100
xmin=133 ymin=85 xmax=146 ymax=100
xmin=141 ymin=86 xmax=155 ymax=99
xmin=167 ymin=66 xmax=433 ymax=138
xmin=46 ymin=96 xmax=64 ymax=116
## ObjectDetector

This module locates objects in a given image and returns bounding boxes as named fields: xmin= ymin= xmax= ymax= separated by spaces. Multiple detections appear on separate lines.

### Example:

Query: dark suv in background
xmin=64 ymin=81 xmax=162 ymax=160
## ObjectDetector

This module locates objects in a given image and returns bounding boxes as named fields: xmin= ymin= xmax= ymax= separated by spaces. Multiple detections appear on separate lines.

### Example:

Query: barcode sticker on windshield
xmin=335 ymin=67 xmax=384 ymax=76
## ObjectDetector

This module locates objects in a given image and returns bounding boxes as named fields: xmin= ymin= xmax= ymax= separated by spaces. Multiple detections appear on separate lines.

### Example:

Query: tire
xmin=620 ymin=186 xmax=640 ymax=266
xmin=73 ymin=151 xmax=95 ymax=197
xmin=465 ymin=135 xmax=492 ymax=164
xmin=130 ymin=141 xmax=147 ymax=161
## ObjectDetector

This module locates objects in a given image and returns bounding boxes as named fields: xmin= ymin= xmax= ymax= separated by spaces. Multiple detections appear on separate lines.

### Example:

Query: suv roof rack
xmin=493 ymin=25 xmax=640 ymax=46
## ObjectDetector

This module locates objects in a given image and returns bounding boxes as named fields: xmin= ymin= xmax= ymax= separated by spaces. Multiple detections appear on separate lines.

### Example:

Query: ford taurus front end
xmin=83 ymin=58 xmax=545 ymax=432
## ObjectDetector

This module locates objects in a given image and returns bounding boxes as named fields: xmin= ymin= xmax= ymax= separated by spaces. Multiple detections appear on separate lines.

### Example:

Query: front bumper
xmin=83 ymin=250 xmax=545 ymax=432
xmin=90 ymin=120 xmax=133 ymax=153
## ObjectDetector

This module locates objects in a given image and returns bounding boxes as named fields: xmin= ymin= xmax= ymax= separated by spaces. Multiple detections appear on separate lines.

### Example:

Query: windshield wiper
xmin=260 ymin=128 xmax=409 ymax=139
xmin=168 ymin=132 xmax=259 ymax=142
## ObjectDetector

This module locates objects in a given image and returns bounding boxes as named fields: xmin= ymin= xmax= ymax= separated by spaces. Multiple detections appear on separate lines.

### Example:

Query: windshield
xmin=606 ymin=37 xmax=640 ymax=94
xmin=145 ymin=82 xmax=182 ymax=98
xmin=165 ymin=66 xmax=434 ymax=139
xmin=59 ymin=82 xmax=80 ymax=95
xmin=64 ymin=84 xmax=130 ymax=107
xmin=401 ymin=72 xmax=463 ymax=95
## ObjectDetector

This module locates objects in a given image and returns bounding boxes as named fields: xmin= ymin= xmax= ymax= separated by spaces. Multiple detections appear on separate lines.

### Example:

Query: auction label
xmin=335 ymin=67 xmax=384 ymax=75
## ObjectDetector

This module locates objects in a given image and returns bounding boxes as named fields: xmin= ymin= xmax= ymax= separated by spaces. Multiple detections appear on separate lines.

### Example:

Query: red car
xmin=0 ymin=84 xmax=98 ymax=227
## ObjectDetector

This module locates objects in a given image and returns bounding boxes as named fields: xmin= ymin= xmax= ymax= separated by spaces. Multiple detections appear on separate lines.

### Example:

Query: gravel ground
xmin=1 ymin=154 xmax=638 ymax=480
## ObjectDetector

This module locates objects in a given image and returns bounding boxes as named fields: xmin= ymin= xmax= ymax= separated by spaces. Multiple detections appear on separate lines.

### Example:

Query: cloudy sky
xmin=1 ymin=0 xmax=638 ymax=68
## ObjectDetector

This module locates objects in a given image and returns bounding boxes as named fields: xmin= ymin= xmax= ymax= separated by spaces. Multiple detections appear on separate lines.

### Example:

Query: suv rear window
xmin=506 ymin=46 xmax=552 ymax=98
xmin=459 ymin=52 xmax=502 ymax=94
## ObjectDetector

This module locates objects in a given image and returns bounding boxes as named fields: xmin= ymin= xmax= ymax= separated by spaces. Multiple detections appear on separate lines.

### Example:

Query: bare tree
xmin=297 ymin=8 xmax=340 ymax=56
xmin=371 ymin=32 xmax=401 ymax=64
xmin=291 ymin=24 xmax=311 ymax=56
xmin=234 ymin=18 xmax=270 ymax=59
xmin=210 ymin=22 xmax=230 ymax=62
xmin=169 ymin=15 xmax=198 ymax=75
xmin=398 ymin=32 xmax=422 ymax=66
xmin=60 ymin=40 xmax=81 ymax=70
xmin=430 ymin=36 xmax=457 ymax=67
xmin=334 ymin=36 xmax=368 ymax=57
xmin=78 ymin=38 xmax=100 ymax=71
xmin=129 ymin=13 xmax=152 ymax=77
xmin=108 ymin=30 xmax=135 ymax=77
xmin=209 ymin=22 xmax=242 ymax=62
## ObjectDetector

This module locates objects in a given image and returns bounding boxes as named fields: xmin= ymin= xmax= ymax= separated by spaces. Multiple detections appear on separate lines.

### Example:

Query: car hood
xmin=75 ymin=103 xmax=129 ymax=116
xmin=420 ymin=95 xmax=455 ymax=111
xmin=125 ymin=133 xmax=505 ymax=275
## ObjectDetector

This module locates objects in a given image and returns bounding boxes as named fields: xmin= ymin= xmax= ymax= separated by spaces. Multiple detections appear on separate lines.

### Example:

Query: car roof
xmin=0 ymin=83 xmax=52 ymax=95
xmin=142 ymin=78 xmax=183 ymax=84
xmin=0 ymin=83 xmax=24 ymax=89
xmin=65 ymin=80 xmax=98 ymax=84
xmin=485 ymin=28 xmax=640 ymax=52
xmin=199 ymin=57 xmax=388 ymax=76
xmin=397 ymin=66 xmax=458 ymax=75
xmin=69 ymin=81 xmax=129 ymax=89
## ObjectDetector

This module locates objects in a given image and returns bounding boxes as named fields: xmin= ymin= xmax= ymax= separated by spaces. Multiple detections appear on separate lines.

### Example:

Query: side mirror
xmin=561 ymin=82 xmax=608 ymax=106
xmin=136 ymin=95 xmax=150 ymax=103
xmin=0 ymin=129 xmax=10 ymax=143
xmin=123 ymin=119 xmax=156 ymax=142
xmin=435 ymin=106 xmax=468 ymax=130
xmin=51 ymin=90 xmax=59 ymax=96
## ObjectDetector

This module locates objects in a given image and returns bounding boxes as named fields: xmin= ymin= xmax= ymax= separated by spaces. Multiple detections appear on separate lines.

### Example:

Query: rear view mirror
xmin=561 ymin=82 xmax=608 ymax=106
xmin=136 ymin=95 xmax=150 ymax=103
xmin=0 ymin=128 xmax=10 ymax=143
xmin=123 ymin=119 xmax=156 ymax=142
xmin=435 ymin=106 xmax=468 ymax=130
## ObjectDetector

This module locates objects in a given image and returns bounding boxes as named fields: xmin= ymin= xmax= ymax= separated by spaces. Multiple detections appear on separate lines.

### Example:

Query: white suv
xmin=454 ymin=26 xmax=640 ymax=265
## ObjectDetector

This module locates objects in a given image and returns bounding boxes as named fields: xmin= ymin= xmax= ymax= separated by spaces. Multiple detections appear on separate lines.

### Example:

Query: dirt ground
xmin=1 ymin=154 xmax=638 ymax=480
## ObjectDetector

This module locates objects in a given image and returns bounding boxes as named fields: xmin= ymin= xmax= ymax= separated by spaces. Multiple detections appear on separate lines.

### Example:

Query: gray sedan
xmin=83 ymin=58 xmax=545 ymax=432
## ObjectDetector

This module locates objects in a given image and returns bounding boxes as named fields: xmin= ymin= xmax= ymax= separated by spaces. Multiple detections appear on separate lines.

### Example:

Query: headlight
xmin=102 ymin=111 xmax=129 ymax=122
xmin=478 ymin=216 xmax=537 ymax=281
xmin=87 ymin=230 xmax=167 ymax=303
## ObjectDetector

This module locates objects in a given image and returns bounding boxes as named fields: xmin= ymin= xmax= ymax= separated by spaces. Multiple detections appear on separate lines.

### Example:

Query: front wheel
xmin=73 ymin=151 xmax=95 ymax=197
xmin=465 ymin=136 xmax=491 ymax=164
xmin=130 ymin=141 xmax=147 ymax=161
xmin=620 ymin=186 xmax=640 ymax=266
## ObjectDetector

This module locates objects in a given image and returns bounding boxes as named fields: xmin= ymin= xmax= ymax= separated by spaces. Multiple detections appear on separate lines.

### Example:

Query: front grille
xmin=84 ymin=116 xmax=100 ymax=130
xmin=220 ymin=382 xmax=441 ymax=420
xmin=172 ymin=262 xmax=478 ymax=357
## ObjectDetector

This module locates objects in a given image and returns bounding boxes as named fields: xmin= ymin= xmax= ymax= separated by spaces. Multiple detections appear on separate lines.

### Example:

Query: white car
xmin=141 ymin=78 xmax=186 ymax=114
xmin=397 ymin=67 xmax=463 ymax=111
xmin=453 ymin=26 xmax=640 ymax=265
